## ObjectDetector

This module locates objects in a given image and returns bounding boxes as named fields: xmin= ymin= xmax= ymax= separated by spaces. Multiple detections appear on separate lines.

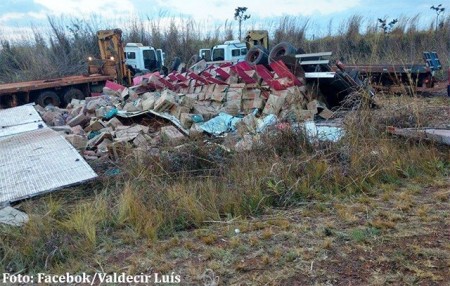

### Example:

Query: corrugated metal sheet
xmin=0 ymin=105 xmax=97 ymax=205
xmin=0 ymin=105 xmax=44 ymax=137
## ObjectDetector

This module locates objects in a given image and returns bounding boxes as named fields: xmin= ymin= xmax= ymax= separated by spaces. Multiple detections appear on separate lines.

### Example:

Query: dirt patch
xmin=88 ymin=178 xmax=450 ymax=285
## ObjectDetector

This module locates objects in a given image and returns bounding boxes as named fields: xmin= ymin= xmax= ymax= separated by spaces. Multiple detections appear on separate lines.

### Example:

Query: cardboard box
xmin=161 ymin=126 xmax=185 ymax=143
xmin=262 ymin=94 xmax=286 ymax=115
xmin=154 ymin=90 xmax=176 ymax=112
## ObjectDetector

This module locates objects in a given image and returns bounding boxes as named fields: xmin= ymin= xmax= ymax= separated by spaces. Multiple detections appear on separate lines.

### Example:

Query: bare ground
xmin=86 ymin=177 xmax=449 ymax=285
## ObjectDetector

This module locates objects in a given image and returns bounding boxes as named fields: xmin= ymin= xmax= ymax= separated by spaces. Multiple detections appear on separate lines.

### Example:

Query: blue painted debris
xmin=200 ymin=113 xmax=243 ymax=136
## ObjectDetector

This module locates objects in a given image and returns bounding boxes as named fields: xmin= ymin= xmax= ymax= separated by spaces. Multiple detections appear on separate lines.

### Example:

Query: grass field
xmin=0 ymin=94 xmax=449 ymax=284
xmin=0 ymin=13 xmax=449 ymax=285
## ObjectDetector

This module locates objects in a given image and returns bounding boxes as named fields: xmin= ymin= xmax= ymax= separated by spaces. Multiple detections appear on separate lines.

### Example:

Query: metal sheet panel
xmin=295 ymin=52 xmax=333 ymax=58
xmin=117 ymin=110 xmax=189 ymax=135
xmin=0 ymin=127 xmax=97 ymax=204
xmin=305 ymin=72 xmax=336 ymax=78
xmin=425 ymin=129 xmax=450 ymax=145
xmin=0 ymin=105 xmax=45 ymax=137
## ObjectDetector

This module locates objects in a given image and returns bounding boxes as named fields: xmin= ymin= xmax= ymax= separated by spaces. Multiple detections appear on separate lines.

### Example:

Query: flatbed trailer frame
xmin=343 ymin=64 xmax=435 ymax=89
xmin=343 ymin=52 xmax=442 ymax=94
xmin=0 ymin=74 xmax=113 ymax=108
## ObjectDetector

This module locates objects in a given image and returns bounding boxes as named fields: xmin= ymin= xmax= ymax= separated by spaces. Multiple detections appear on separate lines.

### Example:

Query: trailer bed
xmin=0 ymin=74 xmax=113 ymax=95
xmin=343 ymin=64 xmax=430 ymax=74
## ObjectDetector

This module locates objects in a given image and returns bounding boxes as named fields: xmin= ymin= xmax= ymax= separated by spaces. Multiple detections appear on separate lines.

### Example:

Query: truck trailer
xmin=0 ymin=29 xmax=164 ymax=108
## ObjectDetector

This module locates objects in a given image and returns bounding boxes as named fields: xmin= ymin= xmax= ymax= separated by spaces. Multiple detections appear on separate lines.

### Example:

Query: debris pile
xmin=36 ymin=58 xmax=355 ymax=159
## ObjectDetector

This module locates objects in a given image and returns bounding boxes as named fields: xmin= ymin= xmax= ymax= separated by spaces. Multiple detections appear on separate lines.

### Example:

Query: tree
xmin=234 ymin=7 xmax=250 ymax=41
xmin=378 ymin=18 xmax=398 ymax=34
xmin=430 ymin=4 xmax=445 ymax=31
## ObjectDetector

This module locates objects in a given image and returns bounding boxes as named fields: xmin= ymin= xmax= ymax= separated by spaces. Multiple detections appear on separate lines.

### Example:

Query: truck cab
xmin=199 ymin=48 xmax=211 ymax=62
xmin=212 ymin=40 xmax=247 ymax=62
xmin=199 ymin=40 xmax=247 ymax=62
xmin=124 ymin=43 xmax=165 ymax=73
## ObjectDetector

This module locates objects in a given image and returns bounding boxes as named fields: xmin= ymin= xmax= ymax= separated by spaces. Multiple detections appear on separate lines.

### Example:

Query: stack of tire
xmin=245 ymin=42 xmax=303 ymax=66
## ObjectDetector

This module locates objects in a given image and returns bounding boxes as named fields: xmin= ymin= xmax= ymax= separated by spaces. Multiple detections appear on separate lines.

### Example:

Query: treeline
xmin=0 ymin=14 xmax=448 ymax=83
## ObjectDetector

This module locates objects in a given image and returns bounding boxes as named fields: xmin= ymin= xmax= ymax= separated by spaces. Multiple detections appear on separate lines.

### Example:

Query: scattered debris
xmin=0 ymin=52 xmax=371 ymax=209
xmin=387 ymin=126 xmax=450 ymax=145
xmin=28 ymin=54 xmax=365 ymax=158
xmin=161 ymin=125 xmax=186 ymax=144
xmin=200 ymin=113 xmax=242 ymax=136
xmin=0 ymin=206 xmax=29 ymax=226
xmin=303 ymin=121 xmax=345 ymax=143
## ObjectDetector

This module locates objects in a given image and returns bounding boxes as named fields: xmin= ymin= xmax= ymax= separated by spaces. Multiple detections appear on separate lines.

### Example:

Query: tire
xmin=63 ymin=88 xmax=84 ymax=105
xmin=37 ymin=90 xmax=60 ymax=107
xmin=245 ymin=45 xmax=269 ymax=66
xmin=268 ymin=42 xmax=297 ymax=64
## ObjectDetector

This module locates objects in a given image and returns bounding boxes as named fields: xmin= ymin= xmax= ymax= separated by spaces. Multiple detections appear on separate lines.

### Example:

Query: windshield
xmin=212 ymin=48 xmax=225 ymax=61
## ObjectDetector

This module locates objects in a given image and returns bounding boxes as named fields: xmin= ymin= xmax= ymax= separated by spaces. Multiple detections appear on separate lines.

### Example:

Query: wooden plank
xmin=235 ymin=66 xmax=257 ymax=84
xmin=270 ymin=60 xmax=302 ymax=86
xmin=215 ymin=68 xmax=231 ymax=80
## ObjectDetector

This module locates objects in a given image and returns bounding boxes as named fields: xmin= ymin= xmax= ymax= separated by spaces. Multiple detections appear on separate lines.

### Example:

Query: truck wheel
xmin=245 ymin=45 xmax=269 ymax=66
xmin=63 ymin=88 xmax=84 ymax=105
xmin=37 ymin=91 xmax=60 ymax=107
xmin=268 ymin=42 xmax=297 ymax=64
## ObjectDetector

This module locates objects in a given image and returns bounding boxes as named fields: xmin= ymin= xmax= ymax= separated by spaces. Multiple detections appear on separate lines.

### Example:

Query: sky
xmin=0 ymin=0 xmax=445 ymax=41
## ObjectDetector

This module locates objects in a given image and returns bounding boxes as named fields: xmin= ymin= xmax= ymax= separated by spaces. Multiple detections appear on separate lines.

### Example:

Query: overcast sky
xmin=0 ymin=0 xmax=445 ymax=40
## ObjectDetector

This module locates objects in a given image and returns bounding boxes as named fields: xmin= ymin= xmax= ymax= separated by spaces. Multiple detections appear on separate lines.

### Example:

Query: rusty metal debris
xmin=387 ymin=126 xmax=450 ymax=145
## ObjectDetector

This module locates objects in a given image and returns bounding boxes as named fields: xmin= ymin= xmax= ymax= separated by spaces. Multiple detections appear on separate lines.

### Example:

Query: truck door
xmin=231 ymin=49 xmax=242 ymax=61
xmin=143 ymin=49 xmax=157 ymax=71
xmin=199 ymin=49 xmax=211 ymax=61
xmin=125 ymin=50 xmax=137 ymax=68
xmin=156 ymin=49 xmax=165 ymax=68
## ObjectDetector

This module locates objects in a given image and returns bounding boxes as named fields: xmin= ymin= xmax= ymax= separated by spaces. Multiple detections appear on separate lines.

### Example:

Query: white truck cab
xmin=124 ymin=43 xmax=165 ymax=73
xmin=199 ymin=40 xmax=247 ymax=62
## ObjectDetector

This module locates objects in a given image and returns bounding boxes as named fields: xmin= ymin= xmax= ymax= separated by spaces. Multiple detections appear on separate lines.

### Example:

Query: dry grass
xmin=1 ymin=13 xmax=449 ymax=83
xmin=0 ymin=14 xmax=449 ymax=280
xmin=0 ymin=96 xmax=448 ymax=282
